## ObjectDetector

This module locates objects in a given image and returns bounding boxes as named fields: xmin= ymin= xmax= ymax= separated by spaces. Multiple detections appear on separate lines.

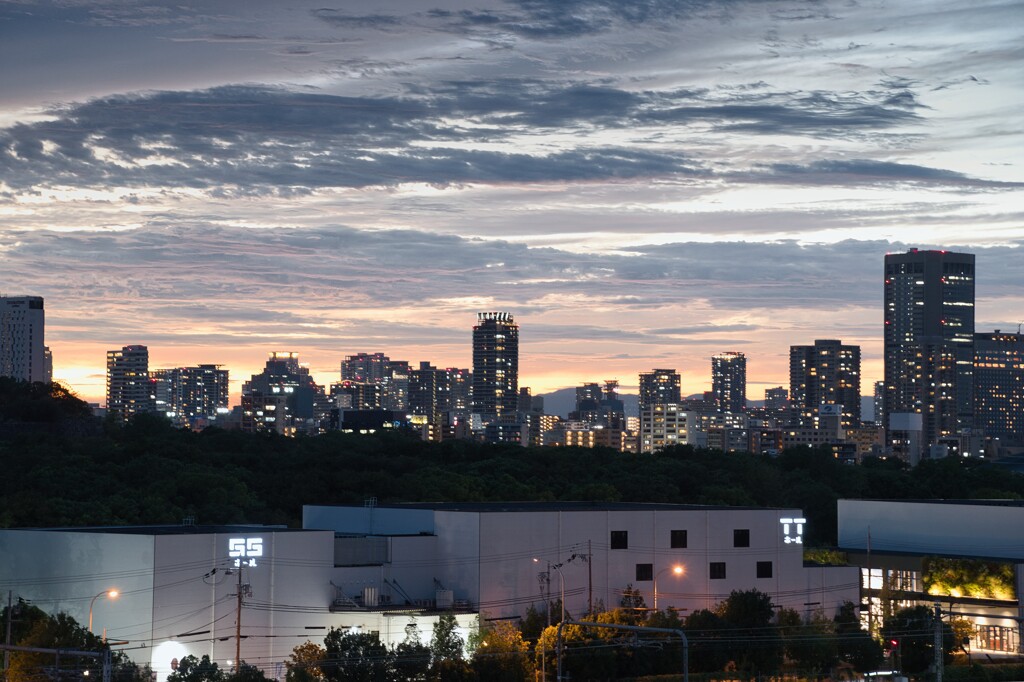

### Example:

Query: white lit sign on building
xmin=228 ymin=537 xmax=264 ymax=567
xmin=780 ymin=517 xmax=806 ymax=544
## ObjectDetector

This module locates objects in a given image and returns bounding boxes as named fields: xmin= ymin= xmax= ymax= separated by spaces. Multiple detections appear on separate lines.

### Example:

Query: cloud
xmin=3 ymin=76 xmax=1001 ymax=199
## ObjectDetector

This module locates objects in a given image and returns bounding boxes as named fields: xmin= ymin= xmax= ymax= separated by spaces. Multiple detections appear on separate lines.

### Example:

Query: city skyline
xmin=1 ymin=0 xmax=1021 ymax=404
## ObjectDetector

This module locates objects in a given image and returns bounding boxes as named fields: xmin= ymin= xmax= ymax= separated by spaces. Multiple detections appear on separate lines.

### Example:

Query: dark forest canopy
xmin=1 ymin=381 xmax=1022 ymax=543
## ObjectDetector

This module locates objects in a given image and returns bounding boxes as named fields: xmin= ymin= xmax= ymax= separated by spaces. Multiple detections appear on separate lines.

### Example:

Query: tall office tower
xmin=341 ymin=352 xmax=389 ymax=383
xmin=106 ymin=345 xmax=154 ymax=422
xmin=0 ymin=296 xmax=45 ymax=383
xmin=873 ymin=381 xmax=885 ymax=426
xmin=573 ymin=382 xmax=603 ymax=423
xmin=151 ymin=365 xmax=229 ymax=428
xmin=884 ymin=249 xmax=975 ymax=445
xmin=789 ymin=339 xmax=862 ymax=428
xmin=43 ymin=347 xmax=52 ymax=383
xmin=711 ymin=352 xmax=747 ymax=413
xmin=383 ymin=360 xmax=410 ymax=411
xmin=471 ymin=312 xmax=519 ymax=420
xmin=441 ymin=367 xmax=471 ymax=415
xmin=518 ymin=387 xmax=533 ymax=413
xmin=409 ymin=361 xmax=441 ymax=423
xmin=638 ymin=369 xmax=682 ymax=410
xmin=242 ymin=352 xmax=322 ymax=435
xmin=764 ymin=387 xmax=788 ymax=410
xmin=329 ymin=380 xmax=382 ymax=410
xmin=974 ymin=331 xmax=1024 ymax=443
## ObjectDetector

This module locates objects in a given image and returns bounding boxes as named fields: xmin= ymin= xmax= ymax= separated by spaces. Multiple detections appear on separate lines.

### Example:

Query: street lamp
xmin=88 ymin=589 xmax=119 ymax=634
xmin=533 ymin=558 xmax=566 ymax=623
xmin=653 ymin=565 xmax=684 ymax=611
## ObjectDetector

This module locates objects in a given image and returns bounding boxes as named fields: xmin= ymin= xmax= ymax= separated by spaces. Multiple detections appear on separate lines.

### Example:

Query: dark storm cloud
xmin=3 ymin=77 xmax=999 ymax=195
xmin=429 ymin=0 xmax=771 ymax=39
xmin=761 ymin=159 xmax=1024 ymax=189
xmin=5 ymin=224 xmax=1020 ymax=354
xmin=311 ymin=9 xmax=403 ymax=29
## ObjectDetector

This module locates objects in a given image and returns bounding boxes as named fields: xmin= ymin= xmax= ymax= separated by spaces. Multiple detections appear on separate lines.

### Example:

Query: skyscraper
xmin=0 ymin=296 xmax=45 ymax=383
xmin=711 ymin=352 xmax=746 ymax=413
xmin=764 ymin=387 xmax=789 ymax=410
xmin=242 ymin=352 xmax=322 ymax=435
xmin=472 ymin=312 xmax=519 ymax=420
xmin=106 ymin=345 xmax=154 ymax=422
xmin=789 ymin=339 xmax=861 ymax=428
xmin=151 ymin=364 xmax=229 ymax=429
xmin=638 ymin=369 xmax=682 ymax=410
xmin=883 ymin=249 xmax=975 ymax=445
xmin=974 ymin=330 xmax=1024 ymax=443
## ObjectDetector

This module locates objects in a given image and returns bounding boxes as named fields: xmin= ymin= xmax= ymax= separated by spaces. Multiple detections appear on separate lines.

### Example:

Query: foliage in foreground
xmin=2 ymin=380 xmax=1024 ymax=546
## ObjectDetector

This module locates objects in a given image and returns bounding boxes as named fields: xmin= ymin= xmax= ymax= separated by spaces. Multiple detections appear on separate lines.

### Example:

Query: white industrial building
xmin=305 ymin=502 xmax=860 ymax=621
xmin=0 ymin=524 xmax=476 ymax=680
xmin=0 ymin=295 xmax=46 ymax=383
xmin=838 ymin=499 xmax=1024 ymax=653
xmin=0 ymin=502 xmax=861 ymax=680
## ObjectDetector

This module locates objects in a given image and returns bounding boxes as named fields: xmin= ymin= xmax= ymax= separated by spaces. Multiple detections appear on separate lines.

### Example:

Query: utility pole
xmin=4 ymin=591 xmax=12 ymax=675
xmin=934 ymin=602 xmax=943 ymax=682
xmin=233 ymin=568 xmax=251 ymax=670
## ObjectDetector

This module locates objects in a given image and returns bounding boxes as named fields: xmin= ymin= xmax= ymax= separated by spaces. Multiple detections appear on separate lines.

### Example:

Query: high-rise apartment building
xmin=764 ymin=387 xmax=789 ymax=411
xmin=873 ymin=381 xmax=885 ymax=426
xmin=340 ymin=353 xmax=409 ymax=410
xmin=974 ymin=331 xmax=1024 ymax=443
xmin=789 ymin=339 xmax=861 ymax=428
xmin=883 ymin=249 xmax=975 ymax=446
xmin=638 ymin=404 xmax=703 ymax=453
xmin=711 ymin=352 xmax=746 ymax=413
xmin=151 ymin=364 xmax=229 ymax=429
xmin=106 ymin=345 xmax=154 ymax=422
xmin=638 ymin=369 xmax=681 ymax=410
xmin=0 ymin=296 xmax=45 ymax=383
xmin=471 ymin=312 xmax=519 ymax=420
xmin=409 ymin=361 xmax=441 ymax=423
xmin=341 ymin=352 xmax=389 ymax=383
xmin=242 ymin=352 xmax=322 ymax=435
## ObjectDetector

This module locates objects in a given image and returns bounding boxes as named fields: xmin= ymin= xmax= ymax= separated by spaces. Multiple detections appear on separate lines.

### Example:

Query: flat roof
xmin=324 ymin=501 xmax=793 ymax=513
xmin=11 ymin=524 xmax=306 ymax=536
xmin=841 ymin=499 xmax=1024 ymax=508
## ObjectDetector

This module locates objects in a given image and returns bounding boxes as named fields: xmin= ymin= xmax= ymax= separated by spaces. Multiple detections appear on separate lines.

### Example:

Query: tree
xmin=428 ymin=615 xmax=470 ymax=681
xmin=7 ymin=611 xmax=107 ymax=682
xmin=286 ymin=641 xmax=326 ymax=682
xmin=323 ymin=628 xmax=393 ymax=682
xmin=685 ymin=609 xmax=730 ymax=673
xmin=226 ymin=663 xmax=270 ymax=682
xmin=880 ymin=605 xmax=955 ymax=675
xmin=394 ymin=621 xmax=430 ymax=681
xmin=778 ymin=608 xmax=836 ymax=680
xmin=833 ymin=601 xmax=883 ymax=674
xmin=715 ymin=589 xmax=784 ymax=679
xmin=167 ymin=655 xmax=225 ymax=682
xmin=470 ymin=621 xmax=533 ymax=682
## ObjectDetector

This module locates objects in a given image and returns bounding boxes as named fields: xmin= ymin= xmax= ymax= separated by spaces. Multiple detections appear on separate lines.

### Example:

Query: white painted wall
xmin=838 ymin=500 xmax=1024 ymax=560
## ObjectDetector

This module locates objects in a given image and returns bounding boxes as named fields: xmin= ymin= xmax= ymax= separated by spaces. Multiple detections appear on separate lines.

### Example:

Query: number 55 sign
xmin=228 ymin=537 xmax=264 ymax=567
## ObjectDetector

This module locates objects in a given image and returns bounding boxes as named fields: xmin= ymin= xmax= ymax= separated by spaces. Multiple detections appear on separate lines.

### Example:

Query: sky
xmin=1 ymin=0 xmax=1022 ymax=406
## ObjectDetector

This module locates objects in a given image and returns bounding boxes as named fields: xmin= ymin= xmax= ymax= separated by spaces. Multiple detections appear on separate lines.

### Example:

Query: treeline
xmin=2 ymin=381 xmax=1023 ymax=543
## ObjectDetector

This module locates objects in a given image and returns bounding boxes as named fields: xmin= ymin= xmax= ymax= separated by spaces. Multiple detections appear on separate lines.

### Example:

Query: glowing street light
xmin=88 ymin=589 xmax=119 ymax=634
xmin=533 ymin=558 xmax=566 ymax=624
xmin=653 ymin=565 xmax=684 ymax=611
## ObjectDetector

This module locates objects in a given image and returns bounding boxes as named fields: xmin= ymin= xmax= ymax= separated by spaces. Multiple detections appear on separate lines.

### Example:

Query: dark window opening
xmin=610 ymin=530 xmax=628 ymax=550
xmin=734 ymin=529 xmax=750 ymax=547
xmin=670 ymin=529 xmax=687 ymax=548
